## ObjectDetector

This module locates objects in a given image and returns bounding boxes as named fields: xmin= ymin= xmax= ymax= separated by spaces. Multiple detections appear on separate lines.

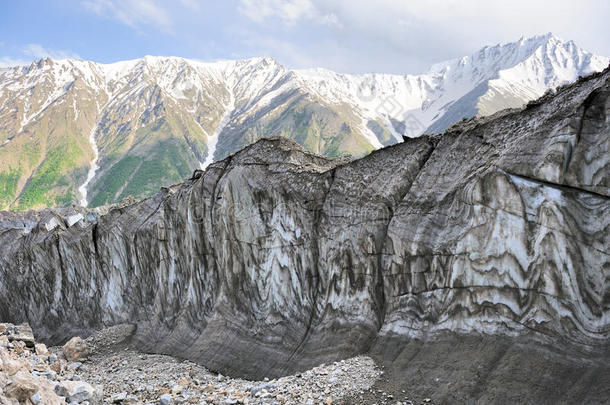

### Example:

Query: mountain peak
xmin=523 ymin=31 xmax=555 ymax=42
xmin=428 ymin=33 xmax=599 ymax=80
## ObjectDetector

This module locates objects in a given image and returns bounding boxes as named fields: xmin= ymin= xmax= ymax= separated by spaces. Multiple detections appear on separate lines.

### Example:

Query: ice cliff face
xmin=0 ymin=67 xmax=608 ymax=379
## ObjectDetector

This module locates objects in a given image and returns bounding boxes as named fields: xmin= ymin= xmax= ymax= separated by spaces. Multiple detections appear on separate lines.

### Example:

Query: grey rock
xmin=7 ymin=324 xmax=35 ymax=347
xmin=159 ymin=393 xmax=172 ymax=405
xmin=41 ymin=370 xmax=58 ymax=381
xmin=30 ymin=391 xmax=42 ymax=404
xmin=55 ymin=381 xmax=96 ymax=403
xmin=111 ymin=392 xmax=127 ymax=402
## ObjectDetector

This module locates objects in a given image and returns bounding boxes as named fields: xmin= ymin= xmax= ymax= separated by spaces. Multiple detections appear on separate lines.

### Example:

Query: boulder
xmin=3 ymin=371 xmax=38 ymax=402
xmin=54 ymin=380 xmax=99 ymax=403
xmin=7 ymin=324 xmax=34 ymax=347
xmin=62 ymin=337 xmax=89 ymax=362
xmin=0 ymin=351 xmax=27 ymax=376
xmin=34 ymin=344 xmax=48 ymax=356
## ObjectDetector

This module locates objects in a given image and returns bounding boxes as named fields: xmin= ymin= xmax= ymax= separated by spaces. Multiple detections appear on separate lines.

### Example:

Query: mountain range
xmin=0 ymin=33 xmax=607 ymax=209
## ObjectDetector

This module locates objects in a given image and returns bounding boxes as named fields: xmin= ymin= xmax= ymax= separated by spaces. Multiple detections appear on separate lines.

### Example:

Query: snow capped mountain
xmin=296 ymin=33 xmax=609 ymax=136
xmin=0 ymin=33 xmax=607 ymax=209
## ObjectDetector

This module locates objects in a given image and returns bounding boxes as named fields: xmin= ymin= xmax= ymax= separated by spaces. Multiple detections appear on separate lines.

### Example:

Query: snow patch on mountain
xmin=78 ymin=122 xmax=100 ymax=207
xmin=202 ymin=74 xmax=236 ymax=170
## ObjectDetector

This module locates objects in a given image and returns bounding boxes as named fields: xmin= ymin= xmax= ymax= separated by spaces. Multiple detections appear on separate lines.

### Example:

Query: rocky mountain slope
xmin=0 ymin=33 xmax=607 ymax=209
xmin=0 ymin=62 xmax=608 ymax=403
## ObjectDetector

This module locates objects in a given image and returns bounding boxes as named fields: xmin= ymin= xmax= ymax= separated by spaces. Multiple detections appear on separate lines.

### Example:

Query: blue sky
xmin=1 ymin=0 xmax=609 ymax=74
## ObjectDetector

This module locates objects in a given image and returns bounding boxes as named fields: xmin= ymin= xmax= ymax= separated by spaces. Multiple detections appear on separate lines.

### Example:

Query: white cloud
xmin=22 ymin=44 xmax=81 ymax=60
xmin=178 ymin=0 xmax=200 ymax=10
xmin=238 ymin=0 xmax=340 ymax=27
xmin=82 ymin=0 xmax=173 ymax=31
xmin=242 ymin=35 xmax=319 ymax=67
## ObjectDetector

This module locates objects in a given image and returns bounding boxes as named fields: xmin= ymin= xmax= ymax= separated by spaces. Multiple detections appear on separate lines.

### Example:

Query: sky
xmin=1 ymin=0 xmax=609 ymax=74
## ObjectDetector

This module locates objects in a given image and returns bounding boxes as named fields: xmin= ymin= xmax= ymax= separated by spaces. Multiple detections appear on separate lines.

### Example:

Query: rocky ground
xmin=0 ymin=323 xmax=102 ymax=404
xmin=3 ymin=323 xmax=430 ymax=404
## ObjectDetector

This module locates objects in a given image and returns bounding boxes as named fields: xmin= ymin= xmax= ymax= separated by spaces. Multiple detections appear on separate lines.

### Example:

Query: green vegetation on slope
xmin=215 ymin=96 xmax=376 ymax=161
xmin=0 ymin=167 xmax=21 ymax=208
xmin=0 ymin=141 xmax=43 ymax=209
xmin=90 ymin=134 xmax=195 ymax=207
xmin=17 ymin=143 xmax=82 ymax=210
xmin=88 ymin=155 xmax=140 ymax=207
